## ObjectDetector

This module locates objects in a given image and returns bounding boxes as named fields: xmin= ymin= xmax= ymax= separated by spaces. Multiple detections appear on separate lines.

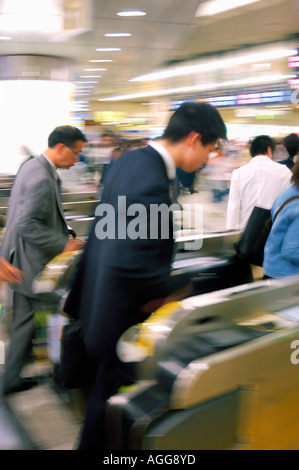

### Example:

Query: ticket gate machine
xmin=32 ymin=229 xmax=252 ymax=305
xmin=32 ymin=234 xmax=299 ymax=449
xmin=106 ymin=276 xmax=299 ymax=450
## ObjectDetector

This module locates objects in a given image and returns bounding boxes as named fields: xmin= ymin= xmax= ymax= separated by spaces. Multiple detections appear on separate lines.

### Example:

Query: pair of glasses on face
xmin=66 ymin=145 xmax=81 ymax=157
xmin=208 ymin=140 xmax=221 ymax=159
xmin=209 ymin=151 xmax=219 ymax=160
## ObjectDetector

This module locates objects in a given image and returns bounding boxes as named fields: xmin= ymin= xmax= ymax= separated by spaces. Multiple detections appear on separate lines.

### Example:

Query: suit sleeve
xmin=13 ymin=174 xmax=67 ymax=254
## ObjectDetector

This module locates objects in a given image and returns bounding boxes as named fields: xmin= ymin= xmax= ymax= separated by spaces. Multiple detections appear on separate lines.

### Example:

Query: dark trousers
xmin=76 ymin=272 xmax=191 ymax=450
xmin=78 ymin=355 xmax=135 ymax=450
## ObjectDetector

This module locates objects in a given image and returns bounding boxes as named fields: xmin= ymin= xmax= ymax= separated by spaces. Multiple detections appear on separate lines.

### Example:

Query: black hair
xmin=162 ymin=102 xmax=227 ymax=145
xmin=249 ymin=135 xmax=276 ymax=157
xmin=48 ymin=125 xmax=87 ymax=148
xmin=283 ymin=133 xmax=299 ymax=159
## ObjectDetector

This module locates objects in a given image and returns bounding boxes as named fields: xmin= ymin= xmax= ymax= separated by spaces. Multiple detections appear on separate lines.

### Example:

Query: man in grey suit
xmin=1 ymin=125 xmax=87 ymax=394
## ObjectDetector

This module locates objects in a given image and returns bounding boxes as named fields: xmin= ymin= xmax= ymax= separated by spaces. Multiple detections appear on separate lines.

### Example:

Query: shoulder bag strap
xmin=273 ymin=195 xmax=299 ymax=222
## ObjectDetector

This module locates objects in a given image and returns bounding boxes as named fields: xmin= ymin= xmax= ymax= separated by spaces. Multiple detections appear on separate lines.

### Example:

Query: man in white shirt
xmin=226 ymin=135 xmax=292 ymax=231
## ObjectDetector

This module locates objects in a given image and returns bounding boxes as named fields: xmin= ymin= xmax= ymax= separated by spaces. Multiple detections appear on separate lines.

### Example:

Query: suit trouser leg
xmin=78 ymin=357 xmax=135 ymax=450
xmin=4 ymin=292 xmax=36 ymax=389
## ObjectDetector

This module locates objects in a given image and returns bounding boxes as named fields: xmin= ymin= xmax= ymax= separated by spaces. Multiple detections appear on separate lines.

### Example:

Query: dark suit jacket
xmin=1 ymin=155 xmax=69 ymax=297
xmin=65 ymin=145 xmax=176 ymax=359
xmin=279 ymin=157 xmax=295 ymax=170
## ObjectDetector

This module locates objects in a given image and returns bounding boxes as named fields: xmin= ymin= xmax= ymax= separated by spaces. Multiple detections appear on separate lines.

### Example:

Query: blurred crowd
xmin=53 ymin=131 xmax=298 ymax=207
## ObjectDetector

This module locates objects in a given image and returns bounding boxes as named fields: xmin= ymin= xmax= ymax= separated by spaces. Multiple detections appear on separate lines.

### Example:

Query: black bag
xmin=60 ymin=319 xmax=95 ymax=389
xmin=234 ymin=206 xmax=272 ymax=267
xmin=235 ymin=196 xmax=299 ymax=267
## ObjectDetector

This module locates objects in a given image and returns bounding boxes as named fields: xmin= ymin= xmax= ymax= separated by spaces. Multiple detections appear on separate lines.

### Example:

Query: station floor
xmin=0 ymin=187 xmax=230 ymax=451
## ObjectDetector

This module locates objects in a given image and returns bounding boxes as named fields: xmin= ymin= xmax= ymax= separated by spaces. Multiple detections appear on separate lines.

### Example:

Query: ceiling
xmin=0 ymin=0 xmax=298 ymax=105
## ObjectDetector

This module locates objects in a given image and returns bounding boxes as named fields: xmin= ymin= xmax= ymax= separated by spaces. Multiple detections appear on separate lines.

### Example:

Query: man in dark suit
xmin=279 ymin=133 xmax=299 ymax=170
xmin=1 ymin=125 xmax=87 ymax=394
xmin=64 ymin=102 xmax=227 ymax=449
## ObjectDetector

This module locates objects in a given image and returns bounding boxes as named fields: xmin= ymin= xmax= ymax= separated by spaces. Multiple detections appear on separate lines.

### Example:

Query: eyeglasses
xmin=209 ymin=151 xmax=218 ymax=160
xmin=66 ymin=145 xmax=81 ymax=157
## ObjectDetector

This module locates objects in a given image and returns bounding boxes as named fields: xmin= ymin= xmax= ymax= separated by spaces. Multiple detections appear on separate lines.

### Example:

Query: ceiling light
xmin=252 ymin=63 xmax=272 ymax=70
xmin=99 ymin=73 xmax=295 ymax=101
xmin=84 ymin=68 xmax=107 ymax=71
xmin=105 ymin=33 xmax=131 ymax=37
xmin=196 ymin=0 xmax=261 ymax=17
xmin=0 ymin=36 xmax=12 ymax=40
xmin=80 ymin=76 xmax=102 ymax=78
xmin=96 ymin=48 xmax=121 ymax=52
xmin=131 ymin=48 xmax=297 ymax=82
xmin=89 ymin=60 xmax=113 ymax=63
xmin=117 ymin=10 xmax=146 ymax=17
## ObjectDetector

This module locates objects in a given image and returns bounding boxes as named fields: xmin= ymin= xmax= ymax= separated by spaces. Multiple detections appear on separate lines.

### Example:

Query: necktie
xmin=57 ymin=176 xmax=61 ymax=194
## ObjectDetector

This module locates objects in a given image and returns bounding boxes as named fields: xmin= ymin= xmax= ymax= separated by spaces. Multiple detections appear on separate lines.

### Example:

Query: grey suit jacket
xmin=1 ymin=155 xmax=69 ymax=297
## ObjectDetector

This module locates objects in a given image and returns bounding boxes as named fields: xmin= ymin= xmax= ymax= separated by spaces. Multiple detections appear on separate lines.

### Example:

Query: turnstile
xmin=32 ymin=230 xmax=252 ymax=308
xmin=106 ymin=275 xmax=299 ymax=450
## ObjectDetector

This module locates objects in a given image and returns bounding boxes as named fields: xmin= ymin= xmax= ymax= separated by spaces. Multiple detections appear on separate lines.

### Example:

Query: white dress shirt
xmin=226 ymin=155 xmax=292 ymax=231
xmin=149 ymin=140 xmax=176 ymax=181
xmin=42 ymin=153 xmax=59 ymax=179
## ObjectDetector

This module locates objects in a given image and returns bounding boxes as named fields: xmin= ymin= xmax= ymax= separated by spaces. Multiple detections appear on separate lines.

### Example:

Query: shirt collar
xmin=149 ymin=140 xmax=176 ymax=180
xmin=249 ymin=154 xmax=272 ymax=163
xmin=42 ymin=153 xmax=59 ymax=179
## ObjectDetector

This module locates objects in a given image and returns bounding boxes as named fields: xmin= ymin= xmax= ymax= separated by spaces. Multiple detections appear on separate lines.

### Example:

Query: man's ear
xmin=266 ymin=146 xmax=273 ymax=159
xmin=188 ymin=131 xmax=201 ymax=147
xmin=55 ymin=143 xmax=65 ymax=153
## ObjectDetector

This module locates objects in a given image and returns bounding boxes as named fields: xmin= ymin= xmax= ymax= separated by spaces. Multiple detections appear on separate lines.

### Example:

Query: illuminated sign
xmin=288 ymin=55 xmax=299 ymax=68
xmin=170 ymin=88 xmax=292 ymax=109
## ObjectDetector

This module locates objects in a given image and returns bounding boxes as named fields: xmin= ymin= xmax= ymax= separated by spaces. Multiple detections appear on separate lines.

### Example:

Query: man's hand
xmin=0 ymin=257 xmax=23 ymax=284
xmin=63 ymin=238 xmax=86 ymax=253
xmin=140 ymin=282 xmax=192 ymax=316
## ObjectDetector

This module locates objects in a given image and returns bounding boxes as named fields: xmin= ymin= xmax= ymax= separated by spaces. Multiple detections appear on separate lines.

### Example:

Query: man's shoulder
xmin=231 ymin=161 xmax=251 ymax=176
xmin=13 ymin=156 xmax=53 ymax=194
xmin=268 ymin=158 xmax=293 ymax=176
xmin=239 ymin=155 xmax=291 ymax=173
xmin=119 ymin=145 xmax=164 ymax=170
xmin=17 ymin=155 xmax=46 ymax=175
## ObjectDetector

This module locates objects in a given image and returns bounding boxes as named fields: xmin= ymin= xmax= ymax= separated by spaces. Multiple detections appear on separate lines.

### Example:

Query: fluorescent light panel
xmin=131 ymin=48 xmax=297 ymax=82
xmin=117 ymin=11 xmax=146 ymax=17
xmin=96 ymin=48 xmax=121 ymax=52
xmin=196 ymin=0 xmax=261 ymax=17
xmin=99 ymin=73 xmax=296 ymax=101
xmin=105 ymin=33 xmax=131 ymax=37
